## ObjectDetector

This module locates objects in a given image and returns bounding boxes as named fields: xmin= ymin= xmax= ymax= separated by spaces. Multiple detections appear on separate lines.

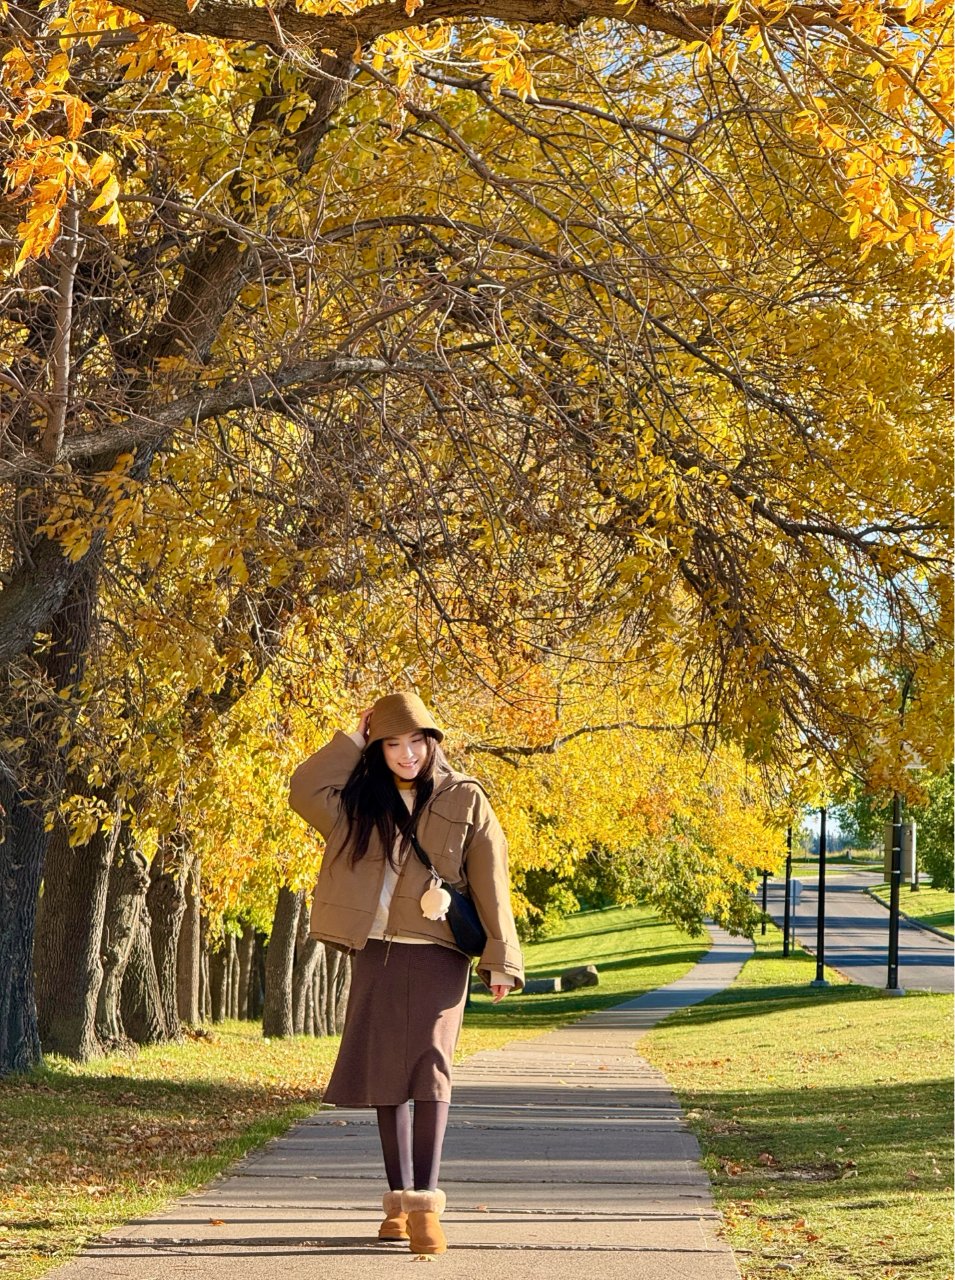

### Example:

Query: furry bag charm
xmin=420 ymin=876 xmax=452 ymax=921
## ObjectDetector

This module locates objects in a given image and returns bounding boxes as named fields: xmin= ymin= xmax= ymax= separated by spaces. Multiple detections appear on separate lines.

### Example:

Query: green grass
xmin=867 ymin=884 xmax=954 ymax=939
xmin=643 ymin=924 xmax=954 ymax=1280
xmin=0 ymin=903 xmax=705 ymax=1279
xmin=0 ymin=1023 xmax=341 ymax=1278
xmin=458 ymin=904 xmax=709 ymax=1054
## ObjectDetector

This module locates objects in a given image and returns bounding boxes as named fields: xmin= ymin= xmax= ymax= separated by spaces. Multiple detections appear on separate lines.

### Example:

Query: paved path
xmin=766 ymin=871 xmax=953 ymax=993
xmin=44 ymin=926 xmax=753 ymax=1280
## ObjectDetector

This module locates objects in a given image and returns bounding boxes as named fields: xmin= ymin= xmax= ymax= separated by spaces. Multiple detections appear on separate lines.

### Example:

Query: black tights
xmin=376 ymin=1101 xmax=449 ymax=1192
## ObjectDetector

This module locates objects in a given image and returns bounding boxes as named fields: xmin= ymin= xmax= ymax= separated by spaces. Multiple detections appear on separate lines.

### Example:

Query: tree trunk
xmin=262 ymin=887 xmax=303 ymax=1039
xmin=334 ymin=951 xmax=351 ymax=1034
xmin=176 ymin=860 xmax=201 ymax=1025
xmin=147 ymin=838 xmax=188 ymax=1041
xmin=292 ymin=905 xmax=321 ymax=1035
xmin=0 ymin=778 xmax=46 ymax=1075
xmin=237 ymin=921 xmax=255 ymax=1020
xmin=34 ymin=801 xmax=121 ymax=1061
xmin=210 ymin=943 xmax=228 ymax=1022
xmin=312 ymin=945 xmax=327 ymax=1035
xmin=323 ymin=946 xmax=352 ymax=1036
xmin=251 ymin=932 xmax=266 ymax=1020
xmin=227 ymin=931 xmax=239 ymax=1019
xmin=121 ymin=904 xmax=168 ymax=1045
xmin=199 ymin=916 xmax=211 ymax=1022
xmin=96 ymin=831 xmax=149 ymax=1051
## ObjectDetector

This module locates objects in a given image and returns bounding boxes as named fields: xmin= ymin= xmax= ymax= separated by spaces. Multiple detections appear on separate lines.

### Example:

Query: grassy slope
xmin=867 ymin=884 xmax=954 ymax=938
xmin=0 ymin=904 xmax=704 ymax=1279
xmin=643 ymin=926 xmax=954 ymax=1280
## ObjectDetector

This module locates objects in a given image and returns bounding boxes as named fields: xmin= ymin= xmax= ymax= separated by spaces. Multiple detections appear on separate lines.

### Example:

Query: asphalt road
xmin=764 ymin=870 xmax=954 ymax=994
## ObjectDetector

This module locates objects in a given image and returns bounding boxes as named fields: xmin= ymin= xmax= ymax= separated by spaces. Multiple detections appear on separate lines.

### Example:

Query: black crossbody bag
xmin=408 ymin=828 xmax=487 ymax=958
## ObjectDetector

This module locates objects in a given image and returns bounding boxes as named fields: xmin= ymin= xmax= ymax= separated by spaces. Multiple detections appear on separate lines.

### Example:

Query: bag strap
xmin=407 ymin=823 xmax=439 ymax=879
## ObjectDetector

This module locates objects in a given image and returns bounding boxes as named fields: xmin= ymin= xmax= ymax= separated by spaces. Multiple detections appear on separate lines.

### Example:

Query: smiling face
xmin=381 ymin=730 xmax=430 ymax=783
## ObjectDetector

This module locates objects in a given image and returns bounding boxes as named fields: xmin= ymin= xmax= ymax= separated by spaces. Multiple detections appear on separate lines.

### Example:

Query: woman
xmin=288 ymin=692 xmax=524 ymax=1255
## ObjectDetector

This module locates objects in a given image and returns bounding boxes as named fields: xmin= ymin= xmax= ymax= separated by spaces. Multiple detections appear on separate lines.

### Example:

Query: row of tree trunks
xmin=262 ymin=886 xmax=350 ymax=1038
xmin=31 ymin=825 xmax=338 ymax=1061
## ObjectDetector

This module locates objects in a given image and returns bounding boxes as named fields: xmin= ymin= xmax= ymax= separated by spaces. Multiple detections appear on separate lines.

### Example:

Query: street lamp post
xmin=782 ymin=827 xmax=793 ymax=958
xmin=761 ymin=869 xmax=769 ymax=936
xmin=811 ymin=806 xmax=829 ymax=987
xmin=887 ymin=791 xmax=904 ymax=992
xmin=887 ymin=669 xmax=915 ymax=992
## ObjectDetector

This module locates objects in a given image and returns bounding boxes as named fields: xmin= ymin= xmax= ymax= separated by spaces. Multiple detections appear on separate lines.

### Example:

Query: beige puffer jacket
xmin=288 ymin=731 xmax=524 ymax=991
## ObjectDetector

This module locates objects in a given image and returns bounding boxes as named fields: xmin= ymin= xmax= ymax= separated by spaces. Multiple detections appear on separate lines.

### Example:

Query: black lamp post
xmin=887 ymin=670 xmax=915 ymax=993
xmin=887 ymin=791 xmax=904 ymax=992
xmin=811 ymin=806 xmax=829 ymax=987
xmin=782 ymin=826 xmax=793 ymax=957
xmin=761 ymin=869 xmax=769 ymax=935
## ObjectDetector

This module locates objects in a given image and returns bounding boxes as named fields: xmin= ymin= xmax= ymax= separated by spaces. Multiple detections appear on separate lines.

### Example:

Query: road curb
xmin=863 ymin=888 xmax=955 ymax=942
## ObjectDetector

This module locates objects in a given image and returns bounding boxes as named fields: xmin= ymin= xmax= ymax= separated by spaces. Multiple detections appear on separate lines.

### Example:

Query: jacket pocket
xmin=419 ymin=810 xmax=469 ymax=886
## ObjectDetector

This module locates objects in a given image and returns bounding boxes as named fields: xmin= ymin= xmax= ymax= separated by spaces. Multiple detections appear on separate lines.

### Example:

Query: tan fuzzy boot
xmin=401 ymin=1188 xmax=447 ymax=1255
xmin=377 ymin=1190 xmax=409 ymax=1240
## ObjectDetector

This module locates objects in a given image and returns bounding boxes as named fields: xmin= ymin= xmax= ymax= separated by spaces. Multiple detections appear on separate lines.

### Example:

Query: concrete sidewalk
xmin=46 ymin=926 xmax=754 ymax=1279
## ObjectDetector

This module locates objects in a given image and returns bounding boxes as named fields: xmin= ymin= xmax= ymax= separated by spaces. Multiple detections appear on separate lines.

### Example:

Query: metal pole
xmin=811 ymin=806 xmax=829 ymax=986
xmin=887 ymin=792 xmax=903 ymax=991
xmin=783 ymin=826 xmax=793 ymax=957
xmin=761 ymin=869 xmax=769 ymax=935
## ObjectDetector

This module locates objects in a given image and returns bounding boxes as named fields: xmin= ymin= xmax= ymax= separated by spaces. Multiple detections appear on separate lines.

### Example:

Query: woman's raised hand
xmin=355 ymin=708 xmax=374 ymax=742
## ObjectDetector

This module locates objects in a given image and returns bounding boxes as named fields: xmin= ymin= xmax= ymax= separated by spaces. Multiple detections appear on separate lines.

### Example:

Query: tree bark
xmin=251 ymin=932 xmax=266 ymax=1020
xmin=96 ymin=830 xmax=150 ymax=1051
xmin=199 ymin=915 xmax=211 ymax=1022
xmin=292 ymin=905 xmax=322 ymax=1035
xmin=227 ymin=931 xmax=239 ymax=1019
xmin=237 ymin=921 xmax=255 ymax=1020
xmin=147 ymin=838 xmax=188 ymax=1041
xmin=121 ymin=903 xmax=168 ymax=1045
xmin=34 ymin=802 xmax=121 ymax=1061
xmin=176 ymin=860 xmax=201 ymax=1025
xmin=262 ymin=887 xmax=303 ymax=1039
xmin=0 ymin=778 xmax=46 ymax=1075
xmin=210 ymin=942 xmax=228 ymax=1022
xmin=324 ymin=946 xmax=351 ymax=1036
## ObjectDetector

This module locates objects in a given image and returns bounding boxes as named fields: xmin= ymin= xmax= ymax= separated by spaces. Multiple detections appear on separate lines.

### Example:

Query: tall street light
xmin=782 ymin=826 xmax=793 ymax=958
xmin=887 ymin=670 xmax=915 ymax=993
xmin=811 ymin=807 xmax=829 ymax=987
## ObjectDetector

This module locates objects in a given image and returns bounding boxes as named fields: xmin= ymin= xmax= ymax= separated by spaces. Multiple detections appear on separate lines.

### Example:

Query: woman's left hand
xmin=490 ymin=984 xmax=510 ymax=1004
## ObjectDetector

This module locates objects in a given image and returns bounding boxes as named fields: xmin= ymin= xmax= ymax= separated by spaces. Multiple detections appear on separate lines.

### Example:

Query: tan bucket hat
xmin=366 ymin=692 xmax=444 ymax=744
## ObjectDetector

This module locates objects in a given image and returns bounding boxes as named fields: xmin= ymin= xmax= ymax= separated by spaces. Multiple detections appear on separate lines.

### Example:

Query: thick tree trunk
xmin=292 ymin=905 xmax=322 ymax=1035
xmin=0 ymin=779 xmax=46 ymax=1075
xmin=34 ymin=803 xmax=121 ymax=1061
xmin=227 ymin=931 xmax=239 ymax=1018
xmin=121 ymin=904 xmax=168 ymax=1045
xmin=324 ymin=946 xmax=351 ymax=1036
xmin=199 ymin=916 xmax=211 ymax=1022
xmin=96 ymin=831 xmax=150 ymax=1051
xmin=251 ymin=932 xmax=266 ymax=1019
xmin=147 ymin=839 xmax=188 ymax=1041
xmin=262 ymin=887 xmax=303 ymax=1038
xmin=237 ymin=921 xmax=255 ymax=1021
xmin=208 ymin=947 xmax=226 ymax=1024
xmin=176 ymin=861 xmax=201 ymax=1025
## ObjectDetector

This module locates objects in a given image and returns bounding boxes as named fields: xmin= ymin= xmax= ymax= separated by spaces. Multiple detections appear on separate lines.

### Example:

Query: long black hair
xmin=339 ymin=731 xmax=445 ymax=867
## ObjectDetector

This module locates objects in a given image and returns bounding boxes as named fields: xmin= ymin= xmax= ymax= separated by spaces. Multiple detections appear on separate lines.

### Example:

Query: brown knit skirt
xmin=323 ymin=939 xmax=471 ymax=1107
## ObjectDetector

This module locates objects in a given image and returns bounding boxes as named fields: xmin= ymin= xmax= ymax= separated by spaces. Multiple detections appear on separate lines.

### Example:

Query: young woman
xmin=288 ymin=692 xmax=524 ymax=1255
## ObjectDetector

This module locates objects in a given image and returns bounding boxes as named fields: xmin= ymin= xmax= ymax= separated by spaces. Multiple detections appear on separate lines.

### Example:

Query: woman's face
xmin=382 ymin=731 xmax=430 ymax=783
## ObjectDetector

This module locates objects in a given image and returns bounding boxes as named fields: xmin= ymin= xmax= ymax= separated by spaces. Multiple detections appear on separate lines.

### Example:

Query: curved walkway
xmin=40 ymin=926 xmax=752 ymax=1274
xmin=765 ymin=872 xmax=953 ymax=993
xmin=42 ymin=926 xmax=754 ymax=1280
